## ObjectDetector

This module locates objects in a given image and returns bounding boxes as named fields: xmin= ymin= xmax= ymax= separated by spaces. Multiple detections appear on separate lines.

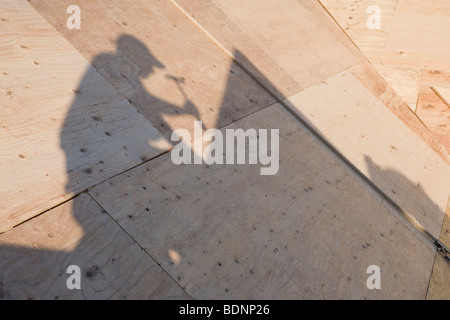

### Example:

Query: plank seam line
xmin=85 ymin=148 xmax=172 ymax=194
xmin=316 ymin=1 xmax=449 ymax=162
xmin=431 ymin=87 xmax=450 ymax=109
xmin=0 ymin=190 xmax=87 ymax=234
xmin=87 ymin=192 xmax=194 ymax=300
xmin=168 ymin=0 xmax=445 ymax=254
xmin=0 ymin=148 xmax=172 ymax=234
xmin=316 ymin=0 xmax=367 ymax=62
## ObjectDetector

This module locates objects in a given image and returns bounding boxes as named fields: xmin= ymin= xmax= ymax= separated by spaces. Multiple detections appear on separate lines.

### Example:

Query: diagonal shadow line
xmin=169 ymin=0 xmax=443 ymax=250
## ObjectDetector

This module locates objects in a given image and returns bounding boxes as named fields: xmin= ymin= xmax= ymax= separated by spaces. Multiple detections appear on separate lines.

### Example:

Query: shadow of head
xmin=115 ymin=34 xmax=165 ymax=78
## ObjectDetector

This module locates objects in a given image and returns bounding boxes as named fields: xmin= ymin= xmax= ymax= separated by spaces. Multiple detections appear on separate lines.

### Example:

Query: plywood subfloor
xmin=90 ymin=105 xmax=435 ymax=299
xmin=0 ymin=193 xmax=189 ymax=300
xmin=28 ymin=0 xmax=276 ymax=140
xmin=0 ymin=0 xmax=449 ymax=299
xmin=0 ymin=0 xmax=170 ymax=233
xmin=175 ymin=0 xmax=363 ymax=97
xmin=285 ymin=68 xmax=450 ymax=238
xmin=416 ymin=87 xmax=450 ymax=152
xmin=319 ymin=0 xmax=398 ymax=65
xmin=384 ymin=0 xmax=450 ymax=72
xmin=320 ymin=0 xmax=450 ymax=154
xmin=169 ymin=1 xmax=450 ymax=235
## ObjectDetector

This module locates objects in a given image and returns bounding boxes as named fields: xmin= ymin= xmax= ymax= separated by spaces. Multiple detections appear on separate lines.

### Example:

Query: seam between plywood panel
xmin=0 ymin=0 xmax=172 ymax=233
xmin=0 ymin=140 xmax=172 ymax=235
xmin=169 ymin=0 xmax=447 ymax=255
xmin=316 ymin=0 xmax=365 ymax=58
xmin=168 ymin=0 xmax=300 ymax=101
xmin=86 ymin=191 xmax=194 ymax=300
xmin=350 ymin=62 xmax=450 ymax=164
xmin=431 ymin=87 xmax=450 ymax=109
xmin=208 ymin=0 xmax=306 ymax=92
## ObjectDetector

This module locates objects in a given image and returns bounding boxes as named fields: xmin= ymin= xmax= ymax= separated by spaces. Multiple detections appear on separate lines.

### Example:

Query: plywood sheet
xmin=422 ymin=70 xmax=450 ymax=89
xmin=319 ymin=0 xmax=422 ymax=112
xmin=285 ymin=69 xmax=450 ymax=238
xmin=416 ymin=87 xmax=450 ymax=153
xmin=28 ymin=0 xmax=276 ymax=140
xmin=384 ymin=0 xmax=450 ymax=71
xmin=90 ymin=105 xmax=434 ymax=299
xmin=0 ymin=193 xmax=189 ymax=299
xmin=174 ymin=0 xmax=449 ymax=161
xmin=320 ymin=0 xmax=450 ymax=127
xmin=433 ymin=87 xmax=450 ymax=108
xmin=168 ymin=0 xmax=303 ymax=100
xmin=319 ymin=0 xmax=398 ymax=64
xmin=0 ymin=0 xmax=170 ymax=233
xmin=176 ymin=0 xmax=363 ymax=91
xmin=376 ymin=66 xmax=422 ymax=111
xmin=350 ymin=62 xmax=449 ymax=161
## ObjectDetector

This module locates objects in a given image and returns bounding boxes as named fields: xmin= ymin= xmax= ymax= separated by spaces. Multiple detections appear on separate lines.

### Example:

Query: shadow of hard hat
xmin=116 ymin=34 xmax=165 ymax=75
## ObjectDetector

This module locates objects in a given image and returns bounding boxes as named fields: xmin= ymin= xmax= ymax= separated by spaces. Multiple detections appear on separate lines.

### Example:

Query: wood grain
xmin=0 ymin=0 xmax=170 ymax=233
xmin=90 ymin=104 xmax=435 ymax=299
xmin=384 ymin=0 xmax=450 ymax=71
xmin=416 ymin=87 xmax=450 ymax=153
xmin=0 ymin=193 xmax=189 ymax=299
xmin=176 ymin=0 xmax=363 ymax=91
xmin=350 ymin=61 xmax=450 ymax=162
xmin=319 ymin=0 xmax=398 ymax=64
xmin=168 ymin=0 xmax=303 ymax=100
xmin=320 ymin=0 xmax=450 ymax=150
xmin=28 ymin=0 xmax=276 ymax=140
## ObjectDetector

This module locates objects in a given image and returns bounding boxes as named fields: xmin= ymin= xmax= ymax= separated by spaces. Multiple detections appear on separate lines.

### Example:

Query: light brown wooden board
xmin=422 ymin=70 xmax=450 ymax=89
xmin=175 ymin=0 xmax=362 ymax=93
xmin=376 ymin=66 xmax=422 ymax=112
xmin=319 ymin=0 xmax=423 ymax=112
xmin=90 ymin=104 xmax=434 ymax=299
xmin=285 ymin=69 xmax=450 ymax=238
xmin=166 ymin=0 xmax=303 ymax=100
xmin=319 ymin=0 xmax=398 ymax=65
xmin=0 ymin=193 xmax=189 ymax=299
xmin=320 ymin=0 xmax=450 ymax=142
xmin=433 ymin=87 xmax=450 ymax=109
xmin=173 ymin=0 xmax=449 ymax=163
xmin=381 ymin=0 xmax=450 ymax=117
xmin=426 ymin=196 xmax=450 ymax=300
xmin=350 ymin=62 xmax=450 ymax=162
xmin=0 ymin=0 xmax=170 ymax=233
xmin=384 ymin=0 xmax=450 ymax=72
xmin=28 ymin=0 xmax=276 ymax=140
xmin=381 ymin=0 xmax=450 ymax=114
xmin=416 ymin=87 xmax=450 ymax=153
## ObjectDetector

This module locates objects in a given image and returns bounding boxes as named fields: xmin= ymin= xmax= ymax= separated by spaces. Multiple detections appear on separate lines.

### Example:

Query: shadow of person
xmin=0 ymin=35 xmax=204 ymax=299
xmin=89 ymin=35 xmax=202 ymax=139
xmin=364 ymin=155 xmax=444 ymax=239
